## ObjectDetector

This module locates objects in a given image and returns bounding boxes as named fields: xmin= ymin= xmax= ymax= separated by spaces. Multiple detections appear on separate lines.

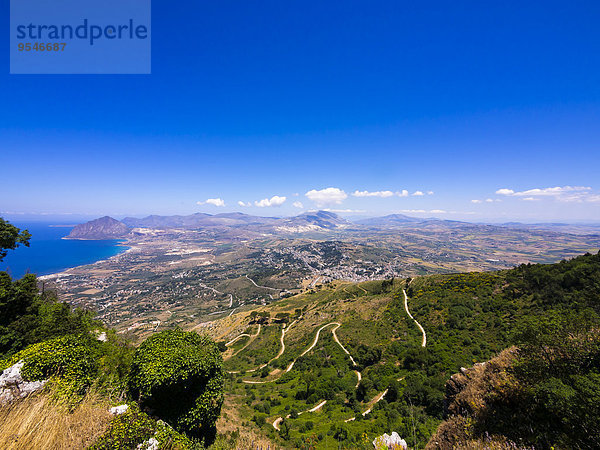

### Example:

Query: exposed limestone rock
xmin=0 ymin=360 xmax=47 ymax=404
xmin=137 ymin=437 xmax=159 ymax=450
xmin=373 ymin=431 xmax=408 ymax=449
xmin=109 ymin=404 xmax=129 ymax=415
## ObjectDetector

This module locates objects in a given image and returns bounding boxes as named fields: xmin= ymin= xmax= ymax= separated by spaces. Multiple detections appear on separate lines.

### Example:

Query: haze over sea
xmin=1 ymin=222 xmax=128 ymax=279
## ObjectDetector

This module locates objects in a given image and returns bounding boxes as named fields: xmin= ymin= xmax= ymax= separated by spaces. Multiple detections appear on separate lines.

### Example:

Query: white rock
xmin=97 ymin=332 xmax=107 ymax=342
xmin=137 ymin=437 xmax=159 ymax=450
xmin=373 ymin=432 xmax=407 ymax=449
xmin=0 ymin=360 xmax=47 ymax=405
xmin=0 ymin=361 xmax=25 ymax=388
xmin=109 ymin=404 xmax=129 ymax=415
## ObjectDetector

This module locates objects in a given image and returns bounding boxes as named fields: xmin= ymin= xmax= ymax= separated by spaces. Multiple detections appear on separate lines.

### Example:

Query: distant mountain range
xmin=66 ymin=210 xmax=352 ymax=239
xmin=121 ymin=212 xmax=280 ymax=229
xmin=66 ymin=210 xmax=600 ymax=240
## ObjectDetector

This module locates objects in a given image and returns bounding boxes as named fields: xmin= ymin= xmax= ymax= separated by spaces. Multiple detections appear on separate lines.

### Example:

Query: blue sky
xmin=2 ymin=1 xmax=600 ymax=222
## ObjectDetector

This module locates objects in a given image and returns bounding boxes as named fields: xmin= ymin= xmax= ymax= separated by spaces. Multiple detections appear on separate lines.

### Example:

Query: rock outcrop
xmin=373 ymin=432 xmax=408 ymax=449
xmin=426 ymin=347 xmax=518 ymax=449
xmin=109 ymin=404 xmax=129 ymax=415
xmin=0 ymin=361 xmax=47 ymax=404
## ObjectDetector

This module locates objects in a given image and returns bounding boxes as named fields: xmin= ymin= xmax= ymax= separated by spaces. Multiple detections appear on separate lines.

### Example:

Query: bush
xmin=128 ymin=329 xmax=224 ymax=443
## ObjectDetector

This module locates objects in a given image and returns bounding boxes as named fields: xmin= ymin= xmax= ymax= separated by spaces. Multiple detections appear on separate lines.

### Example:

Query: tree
xmin=301 ymin=371 xmax=317 ymax=399
xmin=333 ymin=425 xmax=349 ymax=443
xmin=279 ymin=419 xmax=291 ymax=440
xmin=0 ymin=218 xmax=31 ymax=262
xmin=0 ymin=272 xmax=94 ymax=358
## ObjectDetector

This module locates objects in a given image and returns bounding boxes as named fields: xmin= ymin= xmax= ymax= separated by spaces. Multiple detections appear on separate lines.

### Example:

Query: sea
xmin=0 ymin=222 xmax=128 ymax=279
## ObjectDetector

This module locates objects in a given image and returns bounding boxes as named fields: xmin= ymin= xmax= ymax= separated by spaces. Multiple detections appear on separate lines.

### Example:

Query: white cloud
xmin=396 ymin=190 xmax=409 ymax=197
xmin=237 ymin=201 xmax=251 ymax=207
xmin=412 ymin=190 xmax=425 ymax=196
xmin=522 ymin=197 xmax=539 ymax=201
xmin=514 ymin=186 xmax=590 ymax=197
xmin=588 ymin=194 xmax=600 ymax=203
xmin=305 ymin=187 xmax=348 ymax=207
xmin=352 ymin=190 xmax=395 ymax=198
xmin=293 ymin=201 xmax=304 ymax=208
xmin=430 ymin=209 xmax=447 ymax=214
xmin=485 ymin=198 xmax=494 ymax=203
xmin=254 ymin=195 xmax=287 ymax=207
xmin=197 ymin=198 xmax=225 ymax=207
xmin=471 ymin=199 xmax=482 ymax=204
xmin=496 ymin=186 xmax=596 ymax=203
xmin=400 ymin=209 xmax=426 ymax=213
xmin=427 ymin=191 xmax=434 ymax=195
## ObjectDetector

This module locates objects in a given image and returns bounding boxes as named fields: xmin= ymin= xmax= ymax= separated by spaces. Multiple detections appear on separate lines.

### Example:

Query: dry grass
xmin=214 ymin=430 xmax=281 ymax=450
xmin=0 ymin=390 xmax=112 ymax=450
xmin=215 ymin=394 xmax=279 ymax=450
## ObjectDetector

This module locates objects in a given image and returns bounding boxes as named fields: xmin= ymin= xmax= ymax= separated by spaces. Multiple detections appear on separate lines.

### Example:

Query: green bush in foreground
xmin=128 ymin=329 xmax=224 ymax=443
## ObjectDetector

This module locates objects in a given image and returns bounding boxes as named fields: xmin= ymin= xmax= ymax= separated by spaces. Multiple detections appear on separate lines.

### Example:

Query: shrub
xmin=128 ymin=329 xmax=224 ymax=442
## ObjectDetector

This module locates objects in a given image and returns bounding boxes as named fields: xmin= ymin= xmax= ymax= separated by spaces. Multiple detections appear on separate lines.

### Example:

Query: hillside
xmin=204 ymin=251 xmax=600 ymax=448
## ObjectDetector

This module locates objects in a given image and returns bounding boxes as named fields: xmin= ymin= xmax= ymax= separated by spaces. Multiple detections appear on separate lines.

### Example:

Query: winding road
xmin=273 ymin=400 xmax=329 ymax=430
xmin=282 ymin=322 xmax=336 ymax=374
xmin=239 ymin=321 xmax=360 ymax=385
xmin=331 ymin=324 xmax=358 ymax=366
xmin=403 ymin=288 xmax=427 ymax=347
xmin=225 ymin=323 xmax=262 ymax=347
xmin=228 ymin=320 xmax=297 ymax=378
xmin=237 ymin=282 xmax=426 ymax=430
xmin=245 ymin=274 xmax=279 ymax=291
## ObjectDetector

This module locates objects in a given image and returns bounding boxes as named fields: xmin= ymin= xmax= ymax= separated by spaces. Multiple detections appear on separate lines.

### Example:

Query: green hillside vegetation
xmin=216 ymin=252 xmax=600 ymax=449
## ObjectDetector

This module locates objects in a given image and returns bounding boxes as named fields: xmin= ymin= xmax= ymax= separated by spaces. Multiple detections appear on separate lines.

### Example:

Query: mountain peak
xmin=66 ymin=216 xmax=129 ymax=240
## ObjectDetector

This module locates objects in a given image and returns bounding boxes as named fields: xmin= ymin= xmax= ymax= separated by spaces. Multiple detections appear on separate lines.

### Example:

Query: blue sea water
xmin=1 ymin=222 xmax=128 ymax=279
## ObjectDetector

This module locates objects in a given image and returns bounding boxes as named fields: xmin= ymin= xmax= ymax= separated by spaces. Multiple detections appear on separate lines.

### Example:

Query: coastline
xmin=36 ymin=240 xmax=133 ymax=281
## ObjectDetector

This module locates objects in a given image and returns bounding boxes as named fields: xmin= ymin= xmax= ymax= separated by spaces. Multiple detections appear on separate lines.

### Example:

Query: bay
xmin=0 ymin=222 xmax=128 ymax=279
